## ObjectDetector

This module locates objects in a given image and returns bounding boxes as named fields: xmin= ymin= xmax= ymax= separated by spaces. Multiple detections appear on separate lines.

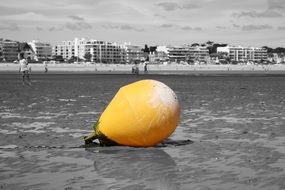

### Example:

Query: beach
xmin=1 ymin=74 xmax=285 ymax=189
xmin=1 ymin=62 xmax=285 ymax=74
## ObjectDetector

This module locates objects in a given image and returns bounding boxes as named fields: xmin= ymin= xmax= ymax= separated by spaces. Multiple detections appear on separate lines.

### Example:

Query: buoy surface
xmin=85 ymin=79 xmax=180 ymax=147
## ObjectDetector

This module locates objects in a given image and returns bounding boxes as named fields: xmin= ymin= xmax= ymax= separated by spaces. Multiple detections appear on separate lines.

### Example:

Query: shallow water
xmin=0 ymin=74 xmax=285 ymax=190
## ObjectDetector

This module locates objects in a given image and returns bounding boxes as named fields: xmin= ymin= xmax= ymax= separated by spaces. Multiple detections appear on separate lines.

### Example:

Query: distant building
xmin=52 ymin=38 xmax=85 ymax=60
xmin=272 ymin=53 xmax=285 ymax=64
xmin=29 ymin=40 xmax=52 ymax=61
xmin=148 ymin=52 xmax=157 ymax=63
xmin=168 ymin=45 xmax=209 ymax=63
xmin=156 ymin=46 xmax=169 ymax=63
xmin=53 ymin=40 xmax=76 ymax=60
xmin=86 ymin=40 xmax=124 ymax=63
xmin=168 ymin=46 xmax=186 ymax=63
xmin=0 ymin=39 xmax=19 ymax=62
xmin=217 ymin=46 xmax=267 ymax=62
xmin=53 ymin=38 xmax=125 ymax=63
xmin=0 ymin=40 xmax=3 ymax=60
xmin=18 ymin=42 xmax=35 ymax=61
xmin=146 ymin=46 xmax=169 ymax=63
xmin=121 ymin=43 xmax=144 ymax=64
xmin=188 ymin=46 xmax=209 ymax=63
xmin=147 ymin=46 xmax=163 ymax=63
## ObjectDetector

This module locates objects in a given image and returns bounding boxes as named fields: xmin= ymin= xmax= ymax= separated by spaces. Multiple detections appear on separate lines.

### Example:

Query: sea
xmin=0 ymin=73 xmax=285 ymax=190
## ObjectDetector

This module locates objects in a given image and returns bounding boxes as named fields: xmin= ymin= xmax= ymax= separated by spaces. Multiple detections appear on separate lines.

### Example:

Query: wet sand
xmin=0 ymin=74 xmax=285 ymax=189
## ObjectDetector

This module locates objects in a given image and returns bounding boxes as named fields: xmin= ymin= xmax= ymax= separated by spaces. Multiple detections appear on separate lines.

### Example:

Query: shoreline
xmin=1 ymin=63 xmax=285 ymax=75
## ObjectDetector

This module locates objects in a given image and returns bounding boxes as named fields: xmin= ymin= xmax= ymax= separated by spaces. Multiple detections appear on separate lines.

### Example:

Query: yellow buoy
xmin=84 ymin=79 xmax=180 ymax=147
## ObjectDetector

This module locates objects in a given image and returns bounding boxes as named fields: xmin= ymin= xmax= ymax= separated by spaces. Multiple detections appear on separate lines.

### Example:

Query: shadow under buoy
xmin=81 ymin=138 xmax=194 ymax=148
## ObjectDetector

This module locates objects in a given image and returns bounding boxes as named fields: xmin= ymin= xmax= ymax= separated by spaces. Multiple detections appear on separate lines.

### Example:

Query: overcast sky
xmin=0 ymin=0 xmax=284 ymax=47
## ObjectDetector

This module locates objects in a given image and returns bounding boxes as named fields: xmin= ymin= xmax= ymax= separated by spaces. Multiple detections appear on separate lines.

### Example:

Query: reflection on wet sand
xmin=88 ymin=147 xmax=180 ymax=190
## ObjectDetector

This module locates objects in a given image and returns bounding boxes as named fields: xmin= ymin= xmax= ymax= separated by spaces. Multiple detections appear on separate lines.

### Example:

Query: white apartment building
xmin=1 ymin=40 xmax=19 ymax=61
xmin=217 ymin=46 xmax=267 ymax=62
xmin=121 ymin=43 xmax=144 ymax=64
xmin=52 ymin=38 xmax=82 ymax=60
xmin=85 ymin=40 xmax=124 ymax=63
xmin=155 ymin=46 xmax=169 ymax=62
xmin=29 ymin=40 xmax=52 ymax=61
xmin=0 ymin=40 xmax=3 ymax=60
xmin=53 ymin=38 xmax=125 ymax=63
xmin=168 ymin=45 xmax=209 ymax=63
xmin=188 ymin=46 xmax=209 ymax=62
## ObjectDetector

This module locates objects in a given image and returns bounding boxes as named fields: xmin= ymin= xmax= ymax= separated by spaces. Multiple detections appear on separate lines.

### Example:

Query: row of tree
xmin=262 ymin=46 xmax=285 ymax=55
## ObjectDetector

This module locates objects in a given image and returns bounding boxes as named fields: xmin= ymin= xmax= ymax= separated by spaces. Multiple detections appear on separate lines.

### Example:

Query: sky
xmin=0 ymin=0 xmax=284 ymax=47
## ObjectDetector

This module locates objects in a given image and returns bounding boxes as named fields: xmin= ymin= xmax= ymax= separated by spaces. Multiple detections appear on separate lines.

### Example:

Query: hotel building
xmin=156 ymin=46 xmax=169 ymax=62
xmin=121 ymin=43 xmax=144 ymax=64
xmin=52 ymin=38 xmax=85 ymax=60
xmin=217 ymin=46 xmax=267 ymax=62
xmin=0 ymin=39 xmax=19 ymax=62
xmin=29 ymin=40 xmax=52 ymax=61
xmin=168 ymin=45 xmax=209 ymax=63
xmin=85 ymin=40 xmax=124 ymax=64
xmin=53 ymin=40 xmax=76 ymax=59
xmin=0 ymin=40 xmax=3 ymax=60
xmin=147 ymin=46 xmax=169 ymax=63
xmin=53 ymin=38 xmax=125 ymax=63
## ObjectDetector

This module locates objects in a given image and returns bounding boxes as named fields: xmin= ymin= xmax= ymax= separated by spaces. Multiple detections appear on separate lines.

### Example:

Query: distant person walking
xmin=43 ymin=61 xmax=48 ymax=73
xmin=18 ymin=53 xmax=31 ymax=85
xmin=132 ymin=64 xmax=139 ymax=75
xmin=144 ymin=62 xmax=148 ymax=73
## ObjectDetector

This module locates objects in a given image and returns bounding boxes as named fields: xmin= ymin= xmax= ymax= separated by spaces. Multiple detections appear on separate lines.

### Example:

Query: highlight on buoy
xmin=84 ymin=79 xmax=181 ymax=147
